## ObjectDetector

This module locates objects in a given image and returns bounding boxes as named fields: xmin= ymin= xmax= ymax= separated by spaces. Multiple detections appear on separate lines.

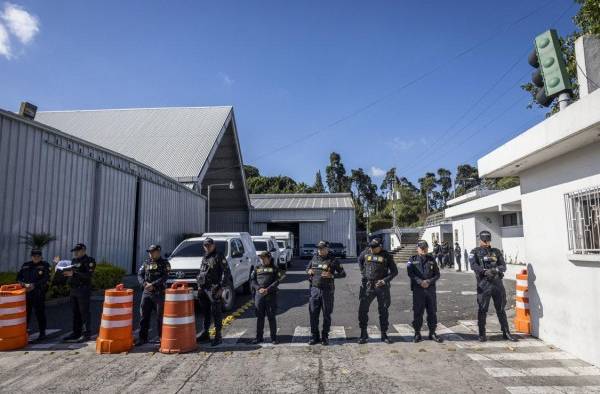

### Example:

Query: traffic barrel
xmin=96 ymin=284 xmax=134 ymax=354
xmin=0 ymin=284 xmax=27 ymax=351
xmin=159 ymin=283 xmax=197 ymax=354
xmin=514 ymin=269 xmax=531 ymax=334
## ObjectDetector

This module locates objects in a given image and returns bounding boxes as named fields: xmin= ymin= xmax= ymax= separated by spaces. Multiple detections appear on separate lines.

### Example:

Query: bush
xmin=92 ymin=263 xmax=126 ymax=290
xmin=0 ymin=272 xmax=17 ymax=286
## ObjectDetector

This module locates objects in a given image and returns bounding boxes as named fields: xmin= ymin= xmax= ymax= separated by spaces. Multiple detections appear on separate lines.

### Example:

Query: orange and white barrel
xmin=514 ymin=269 xmax=531 ymax=334
xmin=0 ymin=284 xmax=28 ymax=351
xmin=96 ymin=284 xmax=134 ymax=354
xmin=159 ymin=283 xmax=197 ymax=354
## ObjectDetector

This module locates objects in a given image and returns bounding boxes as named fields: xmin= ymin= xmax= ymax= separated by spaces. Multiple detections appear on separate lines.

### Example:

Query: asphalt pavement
xmin=1 ymin=258 xmax=599 ymax=393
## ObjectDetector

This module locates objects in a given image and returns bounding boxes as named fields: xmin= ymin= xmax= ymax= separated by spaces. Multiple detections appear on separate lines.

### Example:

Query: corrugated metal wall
xmin=0 ymin=110 xmax=206 ymax=273
xmin=210 ymin=210 xmax=249 ymax=232
xmin=93 ymin=165 xmax=136 ymax=270
xmin=249 ymin=208 xmax=357 ymax=257
xmin=136 ymin=180 xmax=205 ymax=270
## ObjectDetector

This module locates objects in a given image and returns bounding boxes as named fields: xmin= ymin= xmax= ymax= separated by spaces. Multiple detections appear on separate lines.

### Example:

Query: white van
xmin=167 ymin=232 xmax=259 ymax=311
xmin=262 ymin=231 xmax=294 ymax=265
xmin=251 ymin=236 xmax=284 ymax=269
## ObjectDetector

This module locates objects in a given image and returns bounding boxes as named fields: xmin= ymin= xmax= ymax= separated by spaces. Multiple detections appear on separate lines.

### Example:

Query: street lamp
xmin=207 ymin=181 xmax=234 ymax=232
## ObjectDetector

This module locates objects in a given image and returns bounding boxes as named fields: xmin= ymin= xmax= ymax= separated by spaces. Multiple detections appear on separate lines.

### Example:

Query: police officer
xmin=17 ymin=249 xmax=50 ymax=341
xmin=136 ymin=244 xmax=170 ymax=346
xmin=251 ymin=251 xmax=284 ymax=345
xmin=61 ymin=243 xmax=96 ymax=343
xmin=357 ymin=238 xmax=398 ymax=344
xmin=441 ymin=241 xmax=451 ymax=268
xmin=407 ymin=240 xmax=443 ymax=343
xmin=454 ymin=243 xmax=462 ymax=272
xmin=306 ymin=241 xmax=346 ymax=345
xmin=469 ymin=231 xmax=518 ymax=342
xmin=432 ymin=240 xmax=442 ymax=268
xmin=196 ymin=238 xmax=231 ymax=346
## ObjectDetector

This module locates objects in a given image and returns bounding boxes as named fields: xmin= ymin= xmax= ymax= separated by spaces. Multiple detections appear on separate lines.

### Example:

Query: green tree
xmin=325 ymin=152 xmax=351 ymax=193
xmin=454 ymin=164 xmax=480 ymax=197
xmin=436 ymin=168 xmax=453 ymax=207
xmin=380 ymin=167 xmax=400 ymax=195
xmin=312 ymin=170 xmax=326 ymax=193
xmin=243 ymin=164 xmax=260 ymax=179
xmin=295 ymin=182 xmax=313 ymax=193
xmin=18 ymin=232 xmax=57 ymax=251
xmin=246 ymin=175 xmax=299 ymax=194
xmin=521 ymin=0 xmax=600 ymax=115
xmin=350 ymin=168 xmax=378 ymax=206
xmin=418 ymin=172 xmax=437 ymax=214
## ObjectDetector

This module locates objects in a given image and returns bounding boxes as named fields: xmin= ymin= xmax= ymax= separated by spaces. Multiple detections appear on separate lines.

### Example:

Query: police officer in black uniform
xmin=407 ymin=240 xmax=443 ymax=343
xmin=357 ymin=238 xmax=398 ymax=344
xmin=469 ymin=231 xmax=518 ymax=342
xmin=196 ymin=238 xmax=231 ymax=346
xmin=17 ymin=249 xmax=50 ymax=341
xmin=251 ymin=251 xmax=284 ymax=345
xmin=433 ymin=240 xmax=442 ymax=268
xmin=61 ymin=243 xmax=96 ymax=343
xmin=136 ymin=244 xmax=170 ymax=346
xmin=441 ymin=241 xmax=451 ymax=268
xmin=454 ymin=243 xmax=462 ymax=272
xmin=306 ymin=240 xmax=346 ymax=346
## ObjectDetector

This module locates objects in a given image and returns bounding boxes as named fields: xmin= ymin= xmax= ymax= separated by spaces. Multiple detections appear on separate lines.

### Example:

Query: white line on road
xmin=484 ymin=366 xmax=600 ymax=377
xmin=506 ymin=386 xmax=600 ymax=394
xmin=290 ymin=326 xmax=311 ymax=346
xmin=392 ymin=324 xmax=414 ymax=342
xmin=456 ymin=339 xmax=547 ymax=349
xmin=367 ymin=325 xmax=380 ymax=340
xmin=467 ymin=351 xmax=577 ymax=361
xmin=436 ymin=324 xmax=466 ymax=341
xmin=461 ymin=291 xmax=477 ymax=295
xmin=328 ymin=326 xmax=346 ymax=341
xmin=219 ymin=329 xmax=246 ymax=346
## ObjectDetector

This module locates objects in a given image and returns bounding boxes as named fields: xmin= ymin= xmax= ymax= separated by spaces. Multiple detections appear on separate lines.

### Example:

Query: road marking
xmin=291 ymin=326 xmax=311 ymax=346
xmin=456 ymin=339 xmax=547 ymax=349
xmin=461 ymin=291 xmax=477 ymax=295
xmin=392 ymin=324 xmax=414 ymax=342
xmin=328 ymin=326 xmax=346 ymax=342
xmin=467 ymin=351 xmax=577 ymax=361
xmin=27 ymin=329 xmax=61 ymax=342
xmin=436 ymin=324 xmax=465 ymax=341
xmin=436 ymin=290 xmax=452 ymax=294
xmin=484 ymin=366 xmax=600 ymax=377
xmin=212 ymin=329 xmax=246 ymax=347
xmin=506 ymin=386 xmax=600 ymax=394
xmin=367 ymin=325 xmax=380 ymax=340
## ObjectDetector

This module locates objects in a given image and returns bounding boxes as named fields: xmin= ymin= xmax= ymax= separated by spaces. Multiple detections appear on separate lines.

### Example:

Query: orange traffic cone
xmin=96 ymin=284 xmax=134 ymax=354
xmin=160 ymin=283 xmax=197 ymax=354
xmin=0 ymin=284 xmax=28 ymax=351
xmin=514 ymin=269 xmax=531 ymax=334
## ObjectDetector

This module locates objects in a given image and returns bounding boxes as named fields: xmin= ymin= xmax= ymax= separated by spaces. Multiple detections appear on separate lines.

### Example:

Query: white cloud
xmin=392 ymin=137 xmax=415 ymax=151
xmin=0 ymin=23 xmax=10 ymax=58
xmin=1 ymin=2 xmax=39 ymax=44
xmin=218 ymin=72 xmax=234 ymax=87
xmin=370 ymin=166 xmax=386 ymax=178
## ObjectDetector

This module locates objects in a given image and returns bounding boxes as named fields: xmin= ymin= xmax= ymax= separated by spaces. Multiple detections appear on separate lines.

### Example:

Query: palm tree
xmin=18 ymin=232 xmax=57 ymax=250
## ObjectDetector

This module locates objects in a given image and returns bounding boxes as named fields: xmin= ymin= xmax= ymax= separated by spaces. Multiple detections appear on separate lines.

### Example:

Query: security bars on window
xmin=565 ymin=186 xmax=600 ymax=254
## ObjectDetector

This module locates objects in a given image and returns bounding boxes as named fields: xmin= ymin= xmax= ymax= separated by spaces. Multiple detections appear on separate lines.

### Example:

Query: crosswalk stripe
xmin=456 ymin=339 xmax=546 ymax=349
xmin=436 ymin=323 xmax=465 ymax=341
xmin=291 ymin=326 xmax=311 ymax=346
xmin=219 ymin=329 xmax=246 ymax=346
xmin=484 ymin=366 xmax=600 ymax=377
xmin=328 ymin=326 xmax=346 ymax=341
xmin=27 ymin=329 xmax=61 ymax=342
xmin=506 ymin=386 xmax=600 ymax=394
xmin=392 ymin=324 xmax=415 ymax=342
xmin=367 ymin=325 xmax=380 ymax=340
xmin=467 ymin=351 xmax=577 ymax=361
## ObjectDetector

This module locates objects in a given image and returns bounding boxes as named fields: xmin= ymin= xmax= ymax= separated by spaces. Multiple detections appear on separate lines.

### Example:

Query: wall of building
xmin=421 ymin=224 xmax=452 ymax=247
xmin=519 ymin=141 xmax=600 ymax=366
xmin=500 ymin=225 xmax=526 ymax=264
xmin=249 ymin=208 xmax=357 ymax=257
xmin=209 ymin=210 xmax=249 ymax=233
xmin=0 ymin=110 xmax=206 ymax=273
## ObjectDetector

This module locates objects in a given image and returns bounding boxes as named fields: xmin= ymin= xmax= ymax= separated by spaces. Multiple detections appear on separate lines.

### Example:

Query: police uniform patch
xmin=38 ymin=270 xmax=43 ymax=275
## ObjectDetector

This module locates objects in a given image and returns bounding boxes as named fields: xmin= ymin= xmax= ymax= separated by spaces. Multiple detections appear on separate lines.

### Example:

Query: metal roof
xmin=250 ymin=193 xmax=354 ymax=210
xmin=36 ymin=106 xmax=232 ymax=179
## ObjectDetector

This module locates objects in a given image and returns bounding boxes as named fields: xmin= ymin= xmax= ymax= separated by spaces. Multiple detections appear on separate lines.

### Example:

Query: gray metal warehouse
xmin=249 ymin=193 xmax=357 ymax=257
xmin=0 ymin=106 xmax=250 ymax=273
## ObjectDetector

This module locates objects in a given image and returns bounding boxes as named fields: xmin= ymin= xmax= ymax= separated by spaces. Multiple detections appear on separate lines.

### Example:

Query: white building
xmin=478 ymin=85 xmax=600 ymax=366
xmin=445 ymin=186 xmax=525 ymax=265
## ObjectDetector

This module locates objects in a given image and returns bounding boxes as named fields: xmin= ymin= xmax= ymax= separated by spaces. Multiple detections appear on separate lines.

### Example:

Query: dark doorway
xmin=267 ymin=222 xmax=300 ymax=256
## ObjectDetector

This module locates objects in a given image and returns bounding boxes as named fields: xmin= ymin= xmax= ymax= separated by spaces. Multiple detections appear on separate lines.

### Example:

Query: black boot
xmin=478 ymin=334 xmax=487 ymax=342
xmin=197 ymin=330 xmax=210 ymax=343
xmin=251 ymin=337 xmax=263 ymax=345
xmin=62 ymin=332 xmax=81 ymax=343
xmin=308 ymin=334 xmax=320 ymax=345
xmin=358 ymin=329 xmax=368 ymax=344
xmin=271 ymin=336 xmax=279 ymax=345
xmin=321 ymin=336 xmax=329 ymax=346
xmin=381 ymin=333 xmax=392 ymax=344
xmin=429 ymin=332 xmax=443 ymax=343
xmin=35 ymin=332 xmax=47 ymax=342
xmin=413 ymin=333 xmax=423 ymax=343
xmin=211 ymin=331 xmax=222 ymax=346
xmin=502 ymin=331 xmax=519 ymax=342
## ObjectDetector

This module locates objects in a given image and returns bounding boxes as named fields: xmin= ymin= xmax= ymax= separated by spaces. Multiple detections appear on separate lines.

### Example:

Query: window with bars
xmin=565 ymin=186 xmax=600 ymax=255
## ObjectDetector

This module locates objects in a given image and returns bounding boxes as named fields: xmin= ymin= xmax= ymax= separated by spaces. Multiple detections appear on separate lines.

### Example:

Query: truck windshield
xmin=253 ymin=241 xmax=268 ymax=251
xmin=277 ymin=241 xmax=286 ymax=248
xmin=171 ymin=240 xmax=228 ymax=257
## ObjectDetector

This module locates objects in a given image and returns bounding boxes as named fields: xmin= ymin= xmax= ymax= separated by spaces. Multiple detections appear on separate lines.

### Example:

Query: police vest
xmin=18 ymin=261 xmax=50 ymax=290
xmin=255 ymin=265 xmax=278 ymax=288
xmin=143 ymin=258 xmax=169 ymax=288
xmin=475 ymin=248 xmax=501 ymax=269
xmin=408 ymin=255 xmax=436 ymax=279
xmin=197 ymin=253 xmax=224 ymax=287
xmin=69 ymin=255 xmax=95 ymax=288
xmin=363 ymin=253 xmax=388 ymax=281
xmin=309 ymin=257 xmax=335 ymax=288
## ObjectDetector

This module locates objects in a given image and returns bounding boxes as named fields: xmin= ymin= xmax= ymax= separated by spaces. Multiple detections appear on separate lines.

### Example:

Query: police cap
xmin=70 ymin=243 xmax=86 ymax=252
xmin=146 ymin=244 xmax=161 ymax=252
xmin=369 ymin=238 xmax=382 ymax=248
xmin=416 ymin=240 xmax=428 ymax=250
xmin=479 ymin=231 xmax=492 ymax=242
xmin=31 ymin=249 xmax=42 ymax=256
xmin=317 ymin=240 xmax=329 ymax=249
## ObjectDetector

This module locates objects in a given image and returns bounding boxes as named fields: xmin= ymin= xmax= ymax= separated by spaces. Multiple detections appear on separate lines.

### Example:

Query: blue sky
xmin=0 ymin=0 xmax=577 ymax=187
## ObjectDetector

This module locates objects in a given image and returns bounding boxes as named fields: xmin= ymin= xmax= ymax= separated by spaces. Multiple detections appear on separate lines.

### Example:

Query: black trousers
xmin=26 ymin=290 xmax=46 ymax=334
xmin=412 ymin=287 xmax=437 ymax=333
xmin=455 ymin=256 xmax=462 ymax=271
xmin=199 ymin=289 xmax=222 ymax=332
xmin=70 ymin=287 xmax=91 ymax=337
xmin=477 ymin=279 xmax=509 ymax=335
xmin=358 ymin=284 xmax=390 ymax=332
xmin=309 ymin=286 xmax=334 ymax=338
xmin=255 ymin=292 xmax=277 ymax=340
xmin=139 ymin=292 xmax=164 ymax=341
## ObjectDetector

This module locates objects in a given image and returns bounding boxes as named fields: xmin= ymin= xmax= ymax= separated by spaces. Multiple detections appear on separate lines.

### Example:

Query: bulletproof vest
xmin=197 ymin=252 xmax=224 ymax=288
xmin=255 ymin=265 xmax=278 ymax=288
xmin=309 ymin=255 xmax=336 ymax=288
xmin=476 ymin=247 xmax=500 ymax=269
xmin=411 ymin=255 xmax=437 ymax=278
xmin=19 ymin=261 xmax=49 ymax=289
xmin=143 ymin=258 xmax=169 ymax=289
xmin=69 ymin=255 xmax=95 ymax=288
xmin=363 ymin=252 xmax=389 ymax=281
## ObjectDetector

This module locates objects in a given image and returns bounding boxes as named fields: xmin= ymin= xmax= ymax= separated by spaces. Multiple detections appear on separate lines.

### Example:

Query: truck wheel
xmin=221 ymin=283 xmax=236 ymax=311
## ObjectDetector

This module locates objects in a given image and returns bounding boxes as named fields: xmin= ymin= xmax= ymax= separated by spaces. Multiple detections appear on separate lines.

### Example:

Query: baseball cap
xmin=317 ymin=240 xmax=329 ymax=249
xmin=479 ymin=231 xmax=492 ymax=242
xmin=31 ymin=249 xmax=42 ymax=256
xmin=369 ymin=238 xmax=382 ymax=248
xmin=146 ymin=244 xmax=161 ymax=252
xmin=417 ymin=240 xmax=429 ymax=249
xmin=70 ymin=243 xmax=86 ymax=252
